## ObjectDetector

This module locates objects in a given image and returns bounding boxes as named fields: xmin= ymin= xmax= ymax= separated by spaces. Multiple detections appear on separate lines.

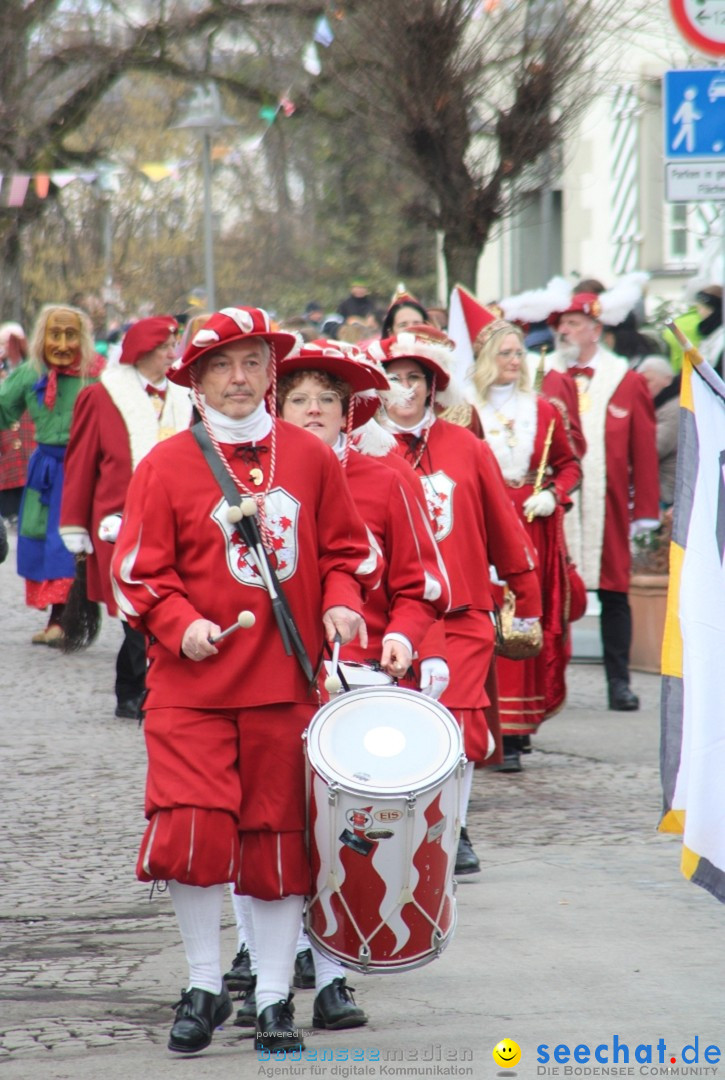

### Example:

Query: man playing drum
xmin=110 ymin=307 xmax=381 ymax=1057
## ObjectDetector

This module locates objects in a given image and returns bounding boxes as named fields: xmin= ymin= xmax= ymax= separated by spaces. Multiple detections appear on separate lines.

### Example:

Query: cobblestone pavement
xmin=1 ymin=528 xmax=717 ymax=1079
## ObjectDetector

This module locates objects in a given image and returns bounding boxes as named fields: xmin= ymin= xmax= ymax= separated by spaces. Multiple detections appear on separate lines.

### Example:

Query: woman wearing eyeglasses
xmin=472 ymin=320 xmax=581 ymax=771
xmin=369 ymin=325 xmax=541 ymax=867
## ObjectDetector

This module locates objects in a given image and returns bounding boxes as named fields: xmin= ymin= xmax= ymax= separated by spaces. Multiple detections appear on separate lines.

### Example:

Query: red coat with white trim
xmin=111 ymin=420 xmax=381 ymax=709
xmin=340 ymin=448 xmax=449 ymax=663
xmin=541 ymin=368 xmax=586 ymax=461
xmin=566 ymin=364 xmax=659 ymax=592
xmin=61 ymin=378 xmax=191 ymax=614
xmin=392 ymin=418 xmax=540 ymax=616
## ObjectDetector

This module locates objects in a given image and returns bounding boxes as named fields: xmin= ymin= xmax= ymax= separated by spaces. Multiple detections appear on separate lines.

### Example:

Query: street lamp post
xmin=172 ymin=83 xmax=237 ymax=312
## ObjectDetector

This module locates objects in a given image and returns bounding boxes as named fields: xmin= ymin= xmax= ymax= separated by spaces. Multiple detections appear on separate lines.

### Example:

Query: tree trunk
xmin=442 ymin=232 xmax=483 ymax=293
xmin=0 ymin=220 xmax=23 ymax=323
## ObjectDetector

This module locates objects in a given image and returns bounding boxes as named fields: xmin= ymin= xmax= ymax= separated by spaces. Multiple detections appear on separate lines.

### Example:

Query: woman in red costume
xmin=471 ymin=319 xmax=582 ymax=771
xmin=369 ymin=325 xmax=541 ymax=870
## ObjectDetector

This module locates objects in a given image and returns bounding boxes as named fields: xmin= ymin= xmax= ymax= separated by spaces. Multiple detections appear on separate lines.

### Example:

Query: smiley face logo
xmin=492 ymin=1038 xmax=521 ymax=1069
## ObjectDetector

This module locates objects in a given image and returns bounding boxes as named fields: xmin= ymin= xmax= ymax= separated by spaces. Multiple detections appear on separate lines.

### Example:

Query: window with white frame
xmin=665 ymin=201 xmax=718 ymax=269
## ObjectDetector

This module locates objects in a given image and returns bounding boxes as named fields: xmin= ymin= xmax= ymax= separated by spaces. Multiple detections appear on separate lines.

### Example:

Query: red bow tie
xmin=146 ymin=384 xmax=166 ymax=400
xmin=570 ymin=366 xmax=594 ymax=379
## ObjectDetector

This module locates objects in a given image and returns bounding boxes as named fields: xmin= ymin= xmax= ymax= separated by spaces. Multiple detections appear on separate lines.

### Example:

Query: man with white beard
xmin=549 ymin=292 xmax=659 ymax=711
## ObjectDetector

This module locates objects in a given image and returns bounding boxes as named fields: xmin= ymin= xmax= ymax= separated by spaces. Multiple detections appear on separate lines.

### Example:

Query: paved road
xmin=1 ymin=528 xmax=722 ymax=1080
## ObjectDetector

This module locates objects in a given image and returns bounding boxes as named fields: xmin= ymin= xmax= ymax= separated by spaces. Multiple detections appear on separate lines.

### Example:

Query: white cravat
xmin=380 ymin=407 xmax=436 ymax=438
xmin=202 ymin=400 xmax=272 ymax=444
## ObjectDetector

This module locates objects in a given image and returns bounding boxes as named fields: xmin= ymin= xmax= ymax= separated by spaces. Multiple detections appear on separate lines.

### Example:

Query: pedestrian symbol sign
xmin=665 ymin=70 xmax=725 ymax=158
xmin=664 ymin=68 xmax=725 ymax=201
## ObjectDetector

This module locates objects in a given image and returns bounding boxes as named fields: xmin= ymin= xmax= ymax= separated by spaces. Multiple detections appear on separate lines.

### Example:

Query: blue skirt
xmin=17 ymin=443 xmax=75 ymax=582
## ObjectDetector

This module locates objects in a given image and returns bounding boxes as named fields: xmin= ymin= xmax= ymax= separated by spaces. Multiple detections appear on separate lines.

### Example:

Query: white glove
xmin=61 ymin=529 xmax=93 ymax=555
xmin=630 ymin=518 xmax=660 ymax=539
xmin=522 ymin=489 xmax=556 ymax=518
xmin=419 ymin=657 xmax=450 ymax=700
xmin=98 ymin=513 xmax=123 ymax=543
xmin=511 ymin=617 xmax=539 ymax=632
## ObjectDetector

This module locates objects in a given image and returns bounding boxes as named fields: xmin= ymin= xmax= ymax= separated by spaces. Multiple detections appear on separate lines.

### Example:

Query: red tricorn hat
xmin=366 ymin=324 xmax=455 ymax=391
xmin=547 ymin=292 xmax=602 ymax=329
xmin=277 ymin=339 xmax=390 ymax=426
xmin=120 ymin=316 xmax=179 ymax=365
xmin=168 ymin=306 xmax=296 ymax=387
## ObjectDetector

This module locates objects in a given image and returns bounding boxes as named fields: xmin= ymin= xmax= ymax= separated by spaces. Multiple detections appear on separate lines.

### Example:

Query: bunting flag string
xmin=1 ymin=8 xmax=341 ymax=208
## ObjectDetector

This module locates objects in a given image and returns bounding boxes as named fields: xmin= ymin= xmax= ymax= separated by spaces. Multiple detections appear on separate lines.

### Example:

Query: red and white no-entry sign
xmin=670 ymin=0 xmax=725 ymax=55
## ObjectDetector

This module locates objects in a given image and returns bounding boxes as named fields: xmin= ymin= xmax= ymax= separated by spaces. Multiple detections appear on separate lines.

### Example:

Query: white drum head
xmin=306 ymin=686 xmax=462 ymax=796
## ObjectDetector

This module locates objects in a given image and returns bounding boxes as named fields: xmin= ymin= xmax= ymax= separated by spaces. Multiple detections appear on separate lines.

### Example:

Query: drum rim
xmin=306 ymin=685 xmax=464 ymax=796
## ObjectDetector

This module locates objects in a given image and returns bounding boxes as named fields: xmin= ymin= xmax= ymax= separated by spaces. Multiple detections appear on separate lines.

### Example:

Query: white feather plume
xmin=351 ymin=418 xmax=397 ymax=457
xmin=499 ymin=276 xmax=572 ymax=324
xmin=598 ymin=272 xmax=649 ymax=327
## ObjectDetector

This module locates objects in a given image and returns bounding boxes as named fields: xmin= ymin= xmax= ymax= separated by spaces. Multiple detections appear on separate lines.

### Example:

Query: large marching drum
xmin=304 ymin=685 xmax=465 ymax=974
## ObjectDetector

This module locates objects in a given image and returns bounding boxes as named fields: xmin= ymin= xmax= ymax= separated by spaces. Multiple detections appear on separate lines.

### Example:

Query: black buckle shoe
xmin=455 ymin=826 xmax=481 ymax=875
xmin=293 ymin=947 xmax=315 ymax=989
xmin=233 ymin=976 xmax=257 ymax=1032
xmin=608 ymin=681 xmax=640 ymax=711
xmin=313 ymin=977 xmax=368 ymax=1030
xmin=255 ymin=995 xmax=305 ymax=1053
xmin=168 ymin=985 xmax=232 ymax=1054
xmin=224 ymin=944 xmax=253 ymax=991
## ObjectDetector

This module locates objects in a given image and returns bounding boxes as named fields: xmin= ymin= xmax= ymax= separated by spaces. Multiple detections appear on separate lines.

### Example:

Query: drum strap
xmin=191 ymin=422 xmax=316 ymax=684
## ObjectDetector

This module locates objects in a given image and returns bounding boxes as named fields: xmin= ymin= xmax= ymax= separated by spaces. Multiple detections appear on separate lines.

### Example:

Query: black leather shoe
xmin=293 ymin=947 xmax=315 ymax=989
xmin=454 ymin=826 xmax=481 ymax=875
xmin=313 ymin=977 xmax=367 ymax=1030
xmin=168 ymin=985 xmax=233 ymax=1054
xmin=608 ymin=681 xmax=640 ymax=711
xmin=255 ymin=995 xmax=305 ymax=1053
xmin=224 ymin=945 xmax=253 ymax=991
xmin=233 ymin=977 xmax=257 ymax=1031
xmin=493 ymin=748 xmax=523 ymax=773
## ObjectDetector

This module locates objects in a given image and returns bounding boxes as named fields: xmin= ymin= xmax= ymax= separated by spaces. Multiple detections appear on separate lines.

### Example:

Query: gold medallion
xmin=578 ymin=391 xmax=591 ymax=413
xmin=249 ymin=467 xmax=264 ymax=486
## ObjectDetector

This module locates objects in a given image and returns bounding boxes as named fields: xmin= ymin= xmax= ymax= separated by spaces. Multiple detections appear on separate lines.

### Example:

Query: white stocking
xmin=228 ymin=886 xmax=257 ymax=972
xmin=249 ymin=894 xmax=305 ymax=1014
xmin=311 ymin=942 xmax=345 ymax=994
xmin=296 ymin=924 xmax=310 ymax=955
xmin=168 ymin=880 xmax=224 ymax=995
xmin=460 ymin=760 xmax=474 ymax=827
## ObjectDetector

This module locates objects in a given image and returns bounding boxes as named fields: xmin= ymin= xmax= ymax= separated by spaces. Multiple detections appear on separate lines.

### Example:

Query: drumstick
xmin=208 ymin=610 xmax=256 ymax=644
xmin=324 ymin=632 xmax=343 ymax=695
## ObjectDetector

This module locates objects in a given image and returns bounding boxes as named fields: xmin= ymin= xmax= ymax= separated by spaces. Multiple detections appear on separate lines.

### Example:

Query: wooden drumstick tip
xmin=324 ymin=674 xmax=342 ymax=694
xmin=238 ymin=610 xmax=255 ymax=628
xmin=227 ymin=505 xmax=243 ymax=524
xmin=241 ymin=498 xmax=257 ymax=516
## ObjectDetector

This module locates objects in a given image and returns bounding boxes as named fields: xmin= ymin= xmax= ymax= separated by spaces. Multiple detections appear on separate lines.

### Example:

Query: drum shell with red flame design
xmin=304 ymin=686 xmax=464 ymax=973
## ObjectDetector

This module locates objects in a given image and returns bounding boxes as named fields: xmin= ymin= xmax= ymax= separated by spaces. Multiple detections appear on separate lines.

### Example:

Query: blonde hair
xmin=472 ymin=320 xmax=530 ymax=400
xmin=28 ymin=304 xmax=95 ymax=376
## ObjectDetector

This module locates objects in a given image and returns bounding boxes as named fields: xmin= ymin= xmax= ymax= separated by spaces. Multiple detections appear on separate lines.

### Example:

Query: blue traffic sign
xmin=664 ymin=69 xmax=725 ymax=160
